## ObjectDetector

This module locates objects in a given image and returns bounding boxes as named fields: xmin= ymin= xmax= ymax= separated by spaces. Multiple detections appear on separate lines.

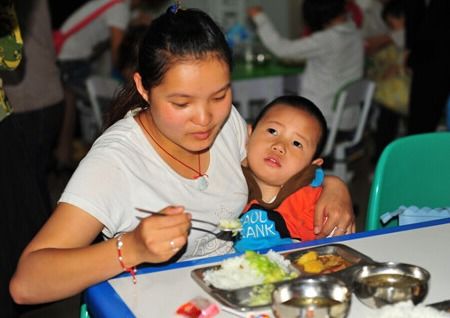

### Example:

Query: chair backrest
xmin=366 ymin=132 xmax=450 ymax=230
xmin=322 ymin=78 xmax=376 ymax=157
xmin=86 ymin=75 xmax=121 ymax=129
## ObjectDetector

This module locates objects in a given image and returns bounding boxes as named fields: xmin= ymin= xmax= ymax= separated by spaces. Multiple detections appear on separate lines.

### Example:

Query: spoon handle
xmin=135 ymin=207 xmax=218 ymax=228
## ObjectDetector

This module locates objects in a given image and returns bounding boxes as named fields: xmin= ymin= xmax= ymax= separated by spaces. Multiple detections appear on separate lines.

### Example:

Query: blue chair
xmin=366 ymin=132 xmax=450 ymax=230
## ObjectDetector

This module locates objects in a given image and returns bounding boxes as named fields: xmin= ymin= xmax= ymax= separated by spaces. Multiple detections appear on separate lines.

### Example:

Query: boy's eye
xmin=267 ymin=128 xmax=278 ymax=135
xmin=292 ymin=140 xmax=303 ymax=148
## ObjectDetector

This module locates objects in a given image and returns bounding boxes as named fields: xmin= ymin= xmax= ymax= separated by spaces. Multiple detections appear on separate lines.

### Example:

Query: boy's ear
xmin=312 ymin=158 xmax=324 ymax=166
xmin=133 ymin=72 xmax=149 ymax=102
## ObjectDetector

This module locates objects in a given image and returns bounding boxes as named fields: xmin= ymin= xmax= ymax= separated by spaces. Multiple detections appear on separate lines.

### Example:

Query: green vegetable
xmin=244 ymin=251 xmax=297 ymax=283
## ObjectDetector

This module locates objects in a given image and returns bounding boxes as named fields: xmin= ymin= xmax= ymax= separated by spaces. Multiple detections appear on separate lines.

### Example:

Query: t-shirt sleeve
xmin=59 ymin=152 xmax=132 ymax=238
xmin=105 ymin=3 xmax=130 ymax=30
xmin=253 ymin=12 xmax=325 ymax=60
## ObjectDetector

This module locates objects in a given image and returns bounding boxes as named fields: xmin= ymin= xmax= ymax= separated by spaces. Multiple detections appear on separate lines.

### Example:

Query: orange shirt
xmin=243 ymin=185 xmax=322 ymax=241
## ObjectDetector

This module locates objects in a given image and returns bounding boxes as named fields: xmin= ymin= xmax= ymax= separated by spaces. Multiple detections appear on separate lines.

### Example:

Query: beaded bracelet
xmin=116 ymin=234 xmax=137 ymax=284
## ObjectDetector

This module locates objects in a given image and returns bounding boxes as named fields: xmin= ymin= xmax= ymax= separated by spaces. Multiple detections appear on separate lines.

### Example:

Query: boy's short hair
xmin=382 ymin=0 xmax=405 ymax=21
xmin=303 ymin=0 xmax=346 ymax=32
xmin=252 ymin=95 xmax=328 ymax=158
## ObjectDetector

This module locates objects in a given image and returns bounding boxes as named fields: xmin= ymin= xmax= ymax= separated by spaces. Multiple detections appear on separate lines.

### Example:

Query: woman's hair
xmin=116 ymin=25 xmax=148 ymax=79
xmin=252 ymin=95 xmax=328 ymax=159
xmin=303 ymin=0 xmax=346 ymax=32
xmin=107 ymin=8 xmax=233 ymax=126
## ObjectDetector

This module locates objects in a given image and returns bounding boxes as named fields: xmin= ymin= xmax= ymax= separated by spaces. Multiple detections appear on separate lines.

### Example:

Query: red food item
xmin=176 ymin=301 xmax=202 ymax=317
xmin=176 ymin=297 xmax=220 ymax=318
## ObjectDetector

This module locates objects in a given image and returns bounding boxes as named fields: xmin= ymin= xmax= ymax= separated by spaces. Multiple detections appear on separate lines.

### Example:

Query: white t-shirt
xmin=253 ymin=13 xmax=364 ymax=130
xmin=59 ymin=107 xmax=249 ymax=260
xmin=58 ymin=0 xmax=131 ymax=61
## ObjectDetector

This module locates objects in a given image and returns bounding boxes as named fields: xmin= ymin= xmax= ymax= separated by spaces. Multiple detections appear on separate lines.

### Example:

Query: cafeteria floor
xmin=20 ymin=133 xmax=375 ymax=318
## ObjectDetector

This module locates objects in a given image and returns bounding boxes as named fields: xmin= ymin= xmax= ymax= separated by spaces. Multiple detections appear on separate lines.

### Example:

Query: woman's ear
xmin=133 ymin=72 xmax=149 ymax=103
xmin=247 ymin=123 xmax=253 ymax=137
xmin=312 ymin=158 xmax=324 ymax=166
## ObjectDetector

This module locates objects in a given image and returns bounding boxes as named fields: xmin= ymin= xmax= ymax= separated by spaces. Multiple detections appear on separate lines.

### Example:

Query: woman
xmin=10 ymin=6 xmax=354 ymax=304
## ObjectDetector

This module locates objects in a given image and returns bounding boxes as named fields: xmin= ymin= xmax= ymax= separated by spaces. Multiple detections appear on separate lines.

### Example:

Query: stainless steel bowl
xmin=352 ymin=262 xmax=430 ymax=308
xmin=272 ymin=276 xmax=351 ymax=318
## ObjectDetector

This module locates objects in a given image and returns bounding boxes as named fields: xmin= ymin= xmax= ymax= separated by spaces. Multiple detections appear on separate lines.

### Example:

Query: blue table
xmin=85 ymin=218 xmax=450 ymax=317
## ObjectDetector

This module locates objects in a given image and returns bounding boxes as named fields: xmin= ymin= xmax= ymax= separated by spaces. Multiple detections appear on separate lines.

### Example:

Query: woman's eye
xmin=172 ymin=102 xmax=189 ymax=107
xmin=213 ymin=95 xmax=226 ymax=101
xmin=292 ymin=140 xmax=303 ymax=148
xmin=267 ymin=128 xmax=278 ymax=136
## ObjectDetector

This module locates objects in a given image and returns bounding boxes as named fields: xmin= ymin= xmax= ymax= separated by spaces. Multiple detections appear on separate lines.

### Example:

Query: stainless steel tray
xmin=191 ymin=244 xmax=373 ymax=312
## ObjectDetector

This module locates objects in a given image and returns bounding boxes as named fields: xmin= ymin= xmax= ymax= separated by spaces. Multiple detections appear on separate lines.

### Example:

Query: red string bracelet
xmin=116 ymin=234 xmax=137 ymax=284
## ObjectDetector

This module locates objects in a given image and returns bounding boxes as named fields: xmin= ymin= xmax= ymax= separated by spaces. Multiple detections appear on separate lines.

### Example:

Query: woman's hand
xmin=314 ymin=176 xmax=355 ymax=238
xmin=128 ymin=206 xmax=192 ymax=264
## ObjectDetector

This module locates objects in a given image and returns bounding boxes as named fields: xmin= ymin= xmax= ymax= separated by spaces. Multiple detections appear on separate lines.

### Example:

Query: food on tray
xmin=203 ymin=250 xmax=297 ymax=290
xmin=366 ymin=300 xmax=450 ymax=318
xmin=241 ymin=284 xmax=276 ymax=307
xmin=295 ymin=251 xmax=352 ymax=274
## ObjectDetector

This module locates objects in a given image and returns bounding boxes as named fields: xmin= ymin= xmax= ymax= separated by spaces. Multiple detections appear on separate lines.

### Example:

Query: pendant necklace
xmin=138 ymin=113 xmax=209 ymax=191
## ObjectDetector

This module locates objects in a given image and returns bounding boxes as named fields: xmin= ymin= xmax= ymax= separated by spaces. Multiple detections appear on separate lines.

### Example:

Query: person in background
xmin=53 ymin=0 xmax=156 ymax=170
xmin=235 ymin=95 xmax=334 ymax=252
xmin=248 ymin=0 xmax=364 ymax=132
xmin=362 ymin=0 xmax=393 ymax=54
xmin=405 ymin=0 xmax=450 ymax=134
xmin=302 ymin=0 xmax=364 ymax=36
xmin=367 ymin=0 xmax=410 ymax=164
xmin=4 ymin=0 xmax=65 ymax=213
xmin=10 ymin=7 xmax=354 ymax=305
xmin=0 ymin=1 xmax=48 ymax=316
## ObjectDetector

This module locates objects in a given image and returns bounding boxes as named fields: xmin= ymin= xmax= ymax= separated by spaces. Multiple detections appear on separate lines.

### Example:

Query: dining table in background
xmin=231 ymin=60 xmax=304 ymax=121
xmin=84 ymin=218 xmax=450 ymax=318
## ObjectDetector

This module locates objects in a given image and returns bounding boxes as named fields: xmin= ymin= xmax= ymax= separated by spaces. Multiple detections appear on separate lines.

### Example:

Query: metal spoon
xmin=134 ymin=207 xmax=242 ymax=233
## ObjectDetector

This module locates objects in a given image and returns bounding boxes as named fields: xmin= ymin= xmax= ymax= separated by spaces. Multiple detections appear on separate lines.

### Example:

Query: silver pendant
xmin=197 ymin=175 xmax=209 ymax=191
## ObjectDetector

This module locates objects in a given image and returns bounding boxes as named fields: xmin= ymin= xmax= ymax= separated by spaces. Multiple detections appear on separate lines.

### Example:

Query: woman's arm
xmin=314 ymin=176 xmax=355 ymax=238
xmin=10 ymin=203 xmax=190 ymax=304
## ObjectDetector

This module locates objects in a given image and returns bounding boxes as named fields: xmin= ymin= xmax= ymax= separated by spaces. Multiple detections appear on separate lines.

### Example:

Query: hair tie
xmin=169 ymin=1 xmax=182 ymax=14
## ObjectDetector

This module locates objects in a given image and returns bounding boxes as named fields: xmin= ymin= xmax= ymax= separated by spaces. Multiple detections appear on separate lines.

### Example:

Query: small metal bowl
xmin=352 ymin=262 xmax=430 ymax=308
xmin=272 ymin=276 xmax=351 ymax=318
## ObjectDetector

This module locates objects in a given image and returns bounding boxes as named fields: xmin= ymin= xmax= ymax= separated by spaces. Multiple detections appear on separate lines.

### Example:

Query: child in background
xmin=368 ymin=0 xmax=409 ymax=164
xmin=235 ymin=95 xmax=328 ymax=252
xmin=248 ymin=0 xmax=363 ymax=131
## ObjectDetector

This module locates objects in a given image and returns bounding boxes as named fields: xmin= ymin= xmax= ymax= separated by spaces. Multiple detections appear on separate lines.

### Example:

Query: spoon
xmin=134 ymin=207 xmax=242 ymax=233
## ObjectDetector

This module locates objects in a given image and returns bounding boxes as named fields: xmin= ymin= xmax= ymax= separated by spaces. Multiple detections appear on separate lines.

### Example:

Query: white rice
xmin=367 ymin=301 xmax=450 ymax=318
xmin=203 ymin=250 xmax=292 ymax=290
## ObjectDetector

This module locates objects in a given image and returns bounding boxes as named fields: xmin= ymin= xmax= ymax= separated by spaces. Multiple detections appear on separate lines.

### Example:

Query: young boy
xmin=235 ymin=95 xmax=328 ymax=252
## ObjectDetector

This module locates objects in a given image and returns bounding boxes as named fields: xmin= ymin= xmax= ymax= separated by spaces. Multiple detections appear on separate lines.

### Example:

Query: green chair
xmin=80 ymin=303 xmax=90 ymax=318
xmin=366 ymin=132 xmax=450 ymax=230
